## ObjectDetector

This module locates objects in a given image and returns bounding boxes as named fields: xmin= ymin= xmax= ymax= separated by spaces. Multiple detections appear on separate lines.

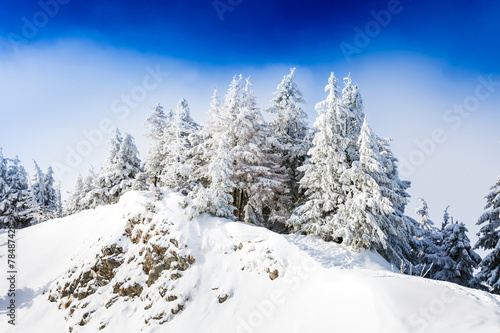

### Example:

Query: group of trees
xmin=25 ymin=68 xmax=499 ymax=295
xmin=413 ymin=199 xmax=481 ymax=288
xmin=412 ymin=177 xmax=500 ymax=295
xmin=0 ymin=150 xmax=62 ymax=228
xmin=475 ymin=176 xmax=500 ymax=294
xmin=64 ymin=129 xmax=146 ymax=215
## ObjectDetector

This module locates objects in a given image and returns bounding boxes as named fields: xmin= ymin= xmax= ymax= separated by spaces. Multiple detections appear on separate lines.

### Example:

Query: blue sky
xmin=2 ymin=0 xmax=500 ymax=69
xmin=0 ymin=0 xmax=499 ymax=245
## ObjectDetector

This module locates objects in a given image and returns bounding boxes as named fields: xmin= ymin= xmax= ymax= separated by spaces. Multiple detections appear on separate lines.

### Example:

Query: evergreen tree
xmin=118 ymin=133 xmax=147 ymax=191
xmin=416 ymin=198 xmax=434 ymax=230
xmin=65 ymin=173 xmax=84 ymax=215
xmin=378 ymin=137 xmax=411 ymax=213
xmin=266 ymin=68 xmax=309 ymax=206
xmin=44 ymin=166 xmax=58 ymax=215
xmin=221 ymin=75 xmax=243 ymax=149
xmin=190 ymin=133 xmax=236 ymax=219
xmin=192 ymin=88 xmax=225 ymax=185
xmin=0 ymin=149 xmax=7 ymax=218
xmin=162 ymin=99 xmax=200 ymax=193
xmin=412 ymin=200 xmax=449 ymax=279
xmin=335 ymin=117 xmax=414 ymax=265
xmin=30 ymin=160 xmax=47 ymax=222
xmin=55 ymin=182 xmax=63 ymax=218
xmin=475 ymin=176 xmax=500 ymax=293
xmin=29 ymin=162 xmax=58 ymax=222
xmin=144 ymin=103 xmax=168 ymax=186
xmin=287 ymin=73 xmax=351 ymax=239
xmin=375 ymin=136 xmax=418 ymax=265
xmin=437 ymin=221 xmax=481 ymax=287
xmin=442 ymin=205 xmax=451 ymax=230
xmin=230 ymin=77 xmax=288 ymax=224
xmin=76 ymin=166 xmax=98 ymax=212
xmin=342 ymin=73 xmax=365 ymax=164
xmin=0 ymin=157 xmax=32 ymax=228
xmin=86 ymin=130 xmax=145 ymax=207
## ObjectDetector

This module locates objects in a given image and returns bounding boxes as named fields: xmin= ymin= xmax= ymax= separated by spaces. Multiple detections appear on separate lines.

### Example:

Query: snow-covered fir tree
xmin=86 ymin=130 xmax=145 ymax=207
xmin=56 ymin=182 xmax=63 ymax=218
xmin=40 ymin=166 xmax=59 ymax=219
xmin=192 ymin=88 xmax=224 ymax=185
xmin=442 ymin=205 xmax=451 ymax=230
xmin=416 ymin=198 xmax=434 ymax=231
xmin=437 ymin=221 xmax=481 ymax=287
xmin=475 ymin=176 xmax=500 ymax=293
xmin=0 ymin=150 xmax=7 ymax=220
xmin=118 ymin=133 xmax=147 ymax=191
xmin=144 ymin=103 xmax=169 ymax=187
xmin=342 ymin=73 xmax=365 ymax=164
xmin=29 ymin=161 xmax=60 ymax=223
xmin=287 ymin=73 xmax=352 ymax=239
xmin=0 ymin=156 xmax=32 ymax=228
xmin=161 ymin=98 xmax=200 ymax=194
xmin=30 ymin=160 xmax=47 ymax=224
xmin=266 ymin=68 xmax=309 ymax=206
xmin=65 ymin=173 xmax=84 ymax=215
xmin=378 ymin=137 xmax=412 ymax=213
xmin=219 ymin=75 xmax=244 ymax=152
xmin=230 ymin=77 xmax=288 ymax=224
xmin=67 ymin=166 xmax=98 ymax=214
xmin=190 ymin=133 xmax=236 ymax=219
xmin=0 ymin=151 xmax=9 ymax=227
xmin=412 ymin=200 xmax=452 ymax=280
xmin=334 ymin=117 xmax=414 ymax=265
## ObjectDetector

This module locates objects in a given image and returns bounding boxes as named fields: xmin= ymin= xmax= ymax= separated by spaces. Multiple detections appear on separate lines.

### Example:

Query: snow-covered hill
xmin=1 ymin=190 xmax=500 ymax=333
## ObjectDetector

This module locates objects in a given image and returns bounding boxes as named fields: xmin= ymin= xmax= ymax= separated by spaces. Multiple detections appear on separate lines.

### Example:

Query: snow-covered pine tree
xmin=221 ymin=75 xmax=243 ymax=148
xmin=475 ymin=176 xmax=500 ymax=293
xmin=86 ymin=130 xmax=144 ymax=207
xmin=44 ymin=166 xmax=59 ymax=216
xmin=334 ymin=117 xmax=414 ymax=266
xmin=416 ymin=198 xmax=434 ymax=231
xmin=442 ymin=205 xmax=451 ymax=230
xmin=191 ymin=79 xmax=244 ymax=220
xmin=65 ymin=173 xmax=84 ymax=215
xmin=144 ymin=103 xmax=168 ymax=186
xmin=76 ymin=166 xmax=98 ymax=212
xmin=412 ymin=200 xmax=450 ymax=279
xmin=191 ymin=88 xmax=224 ymax=186
xmin=30 ymin=160 xmax=47 ymax=223
xmin=287 ymin=72 xmax=352 ymax=239
xmin=437 ymin=221 xmax=481 ymax=287
xmin=374 ymin=135 xmax=419 ymax=265
xmin=55 ymin=182 xmax=63 ymax=218
xmin=230 ymin=77 xmax=288 ymax=224
xmin=190 ymin=133 xmax=236 ymax=219
xmin=266 ymin=68 xmax=309 ymax=206
xmin=162 ymin=98 xmax=200 ymax=194
xmin=29 ymin=161 xmax=57 ymax=223
xmin=29 ymin=184 xmax=45 ymax=225
xmin=342 ymin=73 xmax=365 ymax=164
xmin=118 ymin=133 xmax=147 ymax=192
xmin=378 ymin=137 xmax=412 ymax=213
xmin=0 ymin=149 xmax=7 ymax=217
xmin=85 ymin=130 xmax=123 ymax=207
xmin=0 ymin=157 xmax=32 ymax=228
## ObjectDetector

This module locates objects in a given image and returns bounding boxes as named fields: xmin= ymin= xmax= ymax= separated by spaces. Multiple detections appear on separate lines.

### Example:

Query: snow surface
xmin=1 ymin=190 xmax=500 ymax=333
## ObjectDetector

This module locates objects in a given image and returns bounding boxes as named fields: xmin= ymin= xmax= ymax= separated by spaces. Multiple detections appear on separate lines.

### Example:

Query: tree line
xmin=0 ymin=153 xmax=62 ymax=228
xmin=2 ymin=69 xmax=499 ymax=294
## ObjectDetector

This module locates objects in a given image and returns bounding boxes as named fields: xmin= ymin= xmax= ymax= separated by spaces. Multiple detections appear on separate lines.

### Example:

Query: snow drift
xmin=1 ymin=190 xmax=500 ymax=333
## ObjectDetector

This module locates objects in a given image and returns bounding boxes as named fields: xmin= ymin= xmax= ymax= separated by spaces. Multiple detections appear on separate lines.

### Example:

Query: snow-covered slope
xmin=1 ymin=190 xmax=500 ymax=333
